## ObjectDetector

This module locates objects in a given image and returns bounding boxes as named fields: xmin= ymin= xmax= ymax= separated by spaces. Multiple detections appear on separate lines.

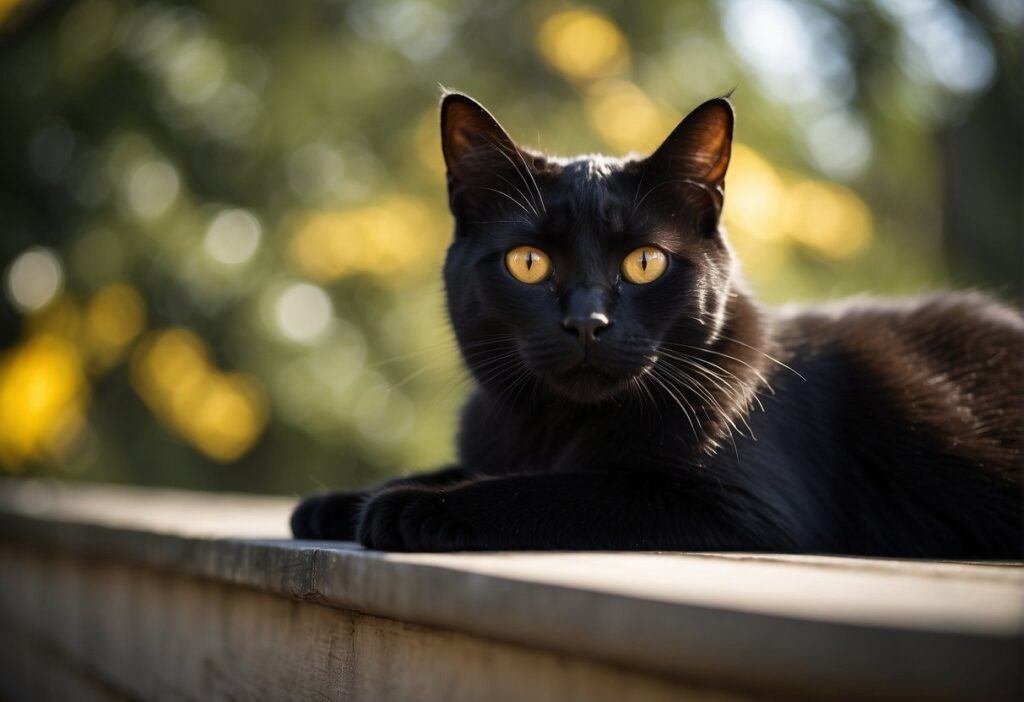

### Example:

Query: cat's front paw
xmin=357 ymin=487 xmax=459 ymax=551
xmin=291 ymin=490 xmax=367 ymax=540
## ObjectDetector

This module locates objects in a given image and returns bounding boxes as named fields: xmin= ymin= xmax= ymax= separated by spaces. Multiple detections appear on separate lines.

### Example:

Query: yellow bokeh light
xmin=130 ymin=328 xmax=268 ymax=462
xmin=783 ymin=180 xmax=873 ymax=259
xmin=726 ymin=228 xmax=792 ymax=281
xmin=414 ymin=107 xmax=445 ymax=177
xmin=0 ymin=0 xmax=29 ymax=29
xmin=721 ymin=144 xmax=873 ymax=262
xmin=0 ymin=334 xmax=86 ymax=468
xmin=724 ymin=143 xmax=787 ymax=241
xmin=185 ymin=373 xmax=268 ymax=462
xmin=84 ymin=282 xmax=147 ymax=370
xmin=536 ymin=8 xmax=630 ymax=81
xmin=584 ymin=80 xmax=675 ymax=154
xmin=133 ymin=328 xmax=210 ymax=396
xmin=288 ymin=196 xmax=443 ymax=282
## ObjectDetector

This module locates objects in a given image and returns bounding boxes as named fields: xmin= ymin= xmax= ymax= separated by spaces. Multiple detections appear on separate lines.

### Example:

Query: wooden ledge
xmin=1 ymin=479 xmax=1021 ymax=701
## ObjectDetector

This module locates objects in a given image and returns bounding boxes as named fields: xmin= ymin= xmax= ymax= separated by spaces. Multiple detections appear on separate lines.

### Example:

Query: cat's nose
xmin=561 ymin=311 xmax=611 ymax=347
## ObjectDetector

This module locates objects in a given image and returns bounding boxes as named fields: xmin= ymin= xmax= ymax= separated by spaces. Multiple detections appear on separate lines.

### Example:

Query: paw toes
xmin=358 ymin=491 xmax=417 ymax=551
xmin=291 ymin=491 xmax=365 ymax=541
xmin=290 ymin=494 xmax=324 ymax=539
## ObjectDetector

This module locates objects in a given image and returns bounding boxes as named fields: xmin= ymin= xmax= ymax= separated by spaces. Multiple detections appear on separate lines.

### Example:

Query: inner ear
xmin=440 ymin=92 xmax=520 ymax=182
xmin=647 ymin=97 xmax=734 ymax=193
xmin=440 ymin=92 xmax=544 ymax=219
xmin=639 ymin=97 xmax=734 ymax=234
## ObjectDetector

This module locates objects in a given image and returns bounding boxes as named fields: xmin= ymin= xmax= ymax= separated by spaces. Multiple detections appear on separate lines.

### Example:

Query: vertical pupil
xmin=641 ymin=250 xmax=647 ymax=271
xmin=525 ymin=251 xmax=533 ymax=270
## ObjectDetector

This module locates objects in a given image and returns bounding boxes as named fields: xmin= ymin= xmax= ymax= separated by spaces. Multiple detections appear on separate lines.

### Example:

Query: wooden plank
xmin=0 ymin=546 xmax=737 ymax=702
xmin=0 ymin=479 xmax=1021 ymax=701
xmin=0 ymin=617 xmax=131 ymax=702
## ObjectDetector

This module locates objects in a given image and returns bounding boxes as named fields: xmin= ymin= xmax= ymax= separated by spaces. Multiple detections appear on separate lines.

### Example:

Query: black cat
xmin=292 ymin=92 xmax=1023 ymax=558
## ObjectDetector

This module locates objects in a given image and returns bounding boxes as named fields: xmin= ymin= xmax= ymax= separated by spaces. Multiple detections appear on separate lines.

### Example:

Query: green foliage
xmin=0 ymin=0 xmax=1018 ymax=493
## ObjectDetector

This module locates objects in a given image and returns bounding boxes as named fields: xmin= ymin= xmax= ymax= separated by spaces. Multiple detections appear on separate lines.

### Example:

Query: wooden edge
xmin=1 ymin=511 xmax=1021 ymax=702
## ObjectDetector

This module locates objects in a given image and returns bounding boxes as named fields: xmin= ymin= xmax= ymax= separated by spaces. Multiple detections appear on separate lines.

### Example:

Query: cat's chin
xmin=541 ymin=365 xmax=635 ymax=405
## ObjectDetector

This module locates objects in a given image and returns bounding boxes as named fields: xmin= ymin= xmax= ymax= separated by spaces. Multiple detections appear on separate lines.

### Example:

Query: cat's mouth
xmin=543 ymin=363 xmax=635 ymax=403
xmin=515 ymin=336 xmax=652 ymax=403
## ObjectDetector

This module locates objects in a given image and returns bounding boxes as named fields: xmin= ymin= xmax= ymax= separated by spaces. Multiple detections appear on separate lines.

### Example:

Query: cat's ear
xmin=650 ymin=97 xmax=734 ymax=189
xmin=440 ymin=92 xmax=517 ymax=178
xmin=440 ymin=92 xmax=531 ymax=215
xmin=643 ymin=97 xmax=734 ymax=230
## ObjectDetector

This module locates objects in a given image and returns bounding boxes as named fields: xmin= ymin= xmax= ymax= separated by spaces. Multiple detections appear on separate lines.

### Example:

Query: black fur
xmin=292 ymin=93 xmax=1023 ymax=557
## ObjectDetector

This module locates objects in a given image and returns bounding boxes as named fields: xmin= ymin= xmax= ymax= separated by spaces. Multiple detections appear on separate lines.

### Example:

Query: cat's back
xmin=771 ymin=291 xmax=1024 ymax=478
xmin=775 ymin=291 xmax=1024 ymax=372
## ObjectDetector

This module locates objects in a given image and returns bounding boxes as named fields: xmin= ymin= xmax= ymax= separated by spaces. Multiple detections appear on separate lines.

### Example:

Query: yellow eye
xmin=621 ymin=246 xmax=668 ymax=284
xmin=506 ymin=246 xmax=552 ymax=284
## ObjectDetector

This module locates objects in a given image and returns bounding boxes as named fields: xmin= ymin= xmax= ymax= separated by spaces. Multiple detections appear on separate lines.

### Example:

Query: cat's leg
xmin=291 ymin=464 xmax=472 ymax=540
xmin=357 ymin=471 xmax=794 ymax=552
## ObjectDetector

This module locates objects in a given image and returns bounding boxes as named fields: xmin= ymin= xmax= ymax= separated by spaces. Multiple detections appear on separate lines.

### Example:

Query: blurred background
xmin=0 ymin=0 xmax=1019 ymax=496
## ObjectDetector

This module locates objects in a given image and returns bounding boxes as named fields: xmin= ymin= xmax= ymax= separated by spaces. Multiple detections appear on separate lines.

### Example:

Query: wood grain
xmin=0 ymin=478 xmax=1020 ymax=701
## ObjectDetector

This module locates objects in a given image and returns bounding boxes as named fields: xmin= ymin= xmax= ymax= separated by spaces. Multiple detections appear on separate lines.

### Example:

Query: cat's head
xmin=441 ymin=92 xmax=737 ymax=405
